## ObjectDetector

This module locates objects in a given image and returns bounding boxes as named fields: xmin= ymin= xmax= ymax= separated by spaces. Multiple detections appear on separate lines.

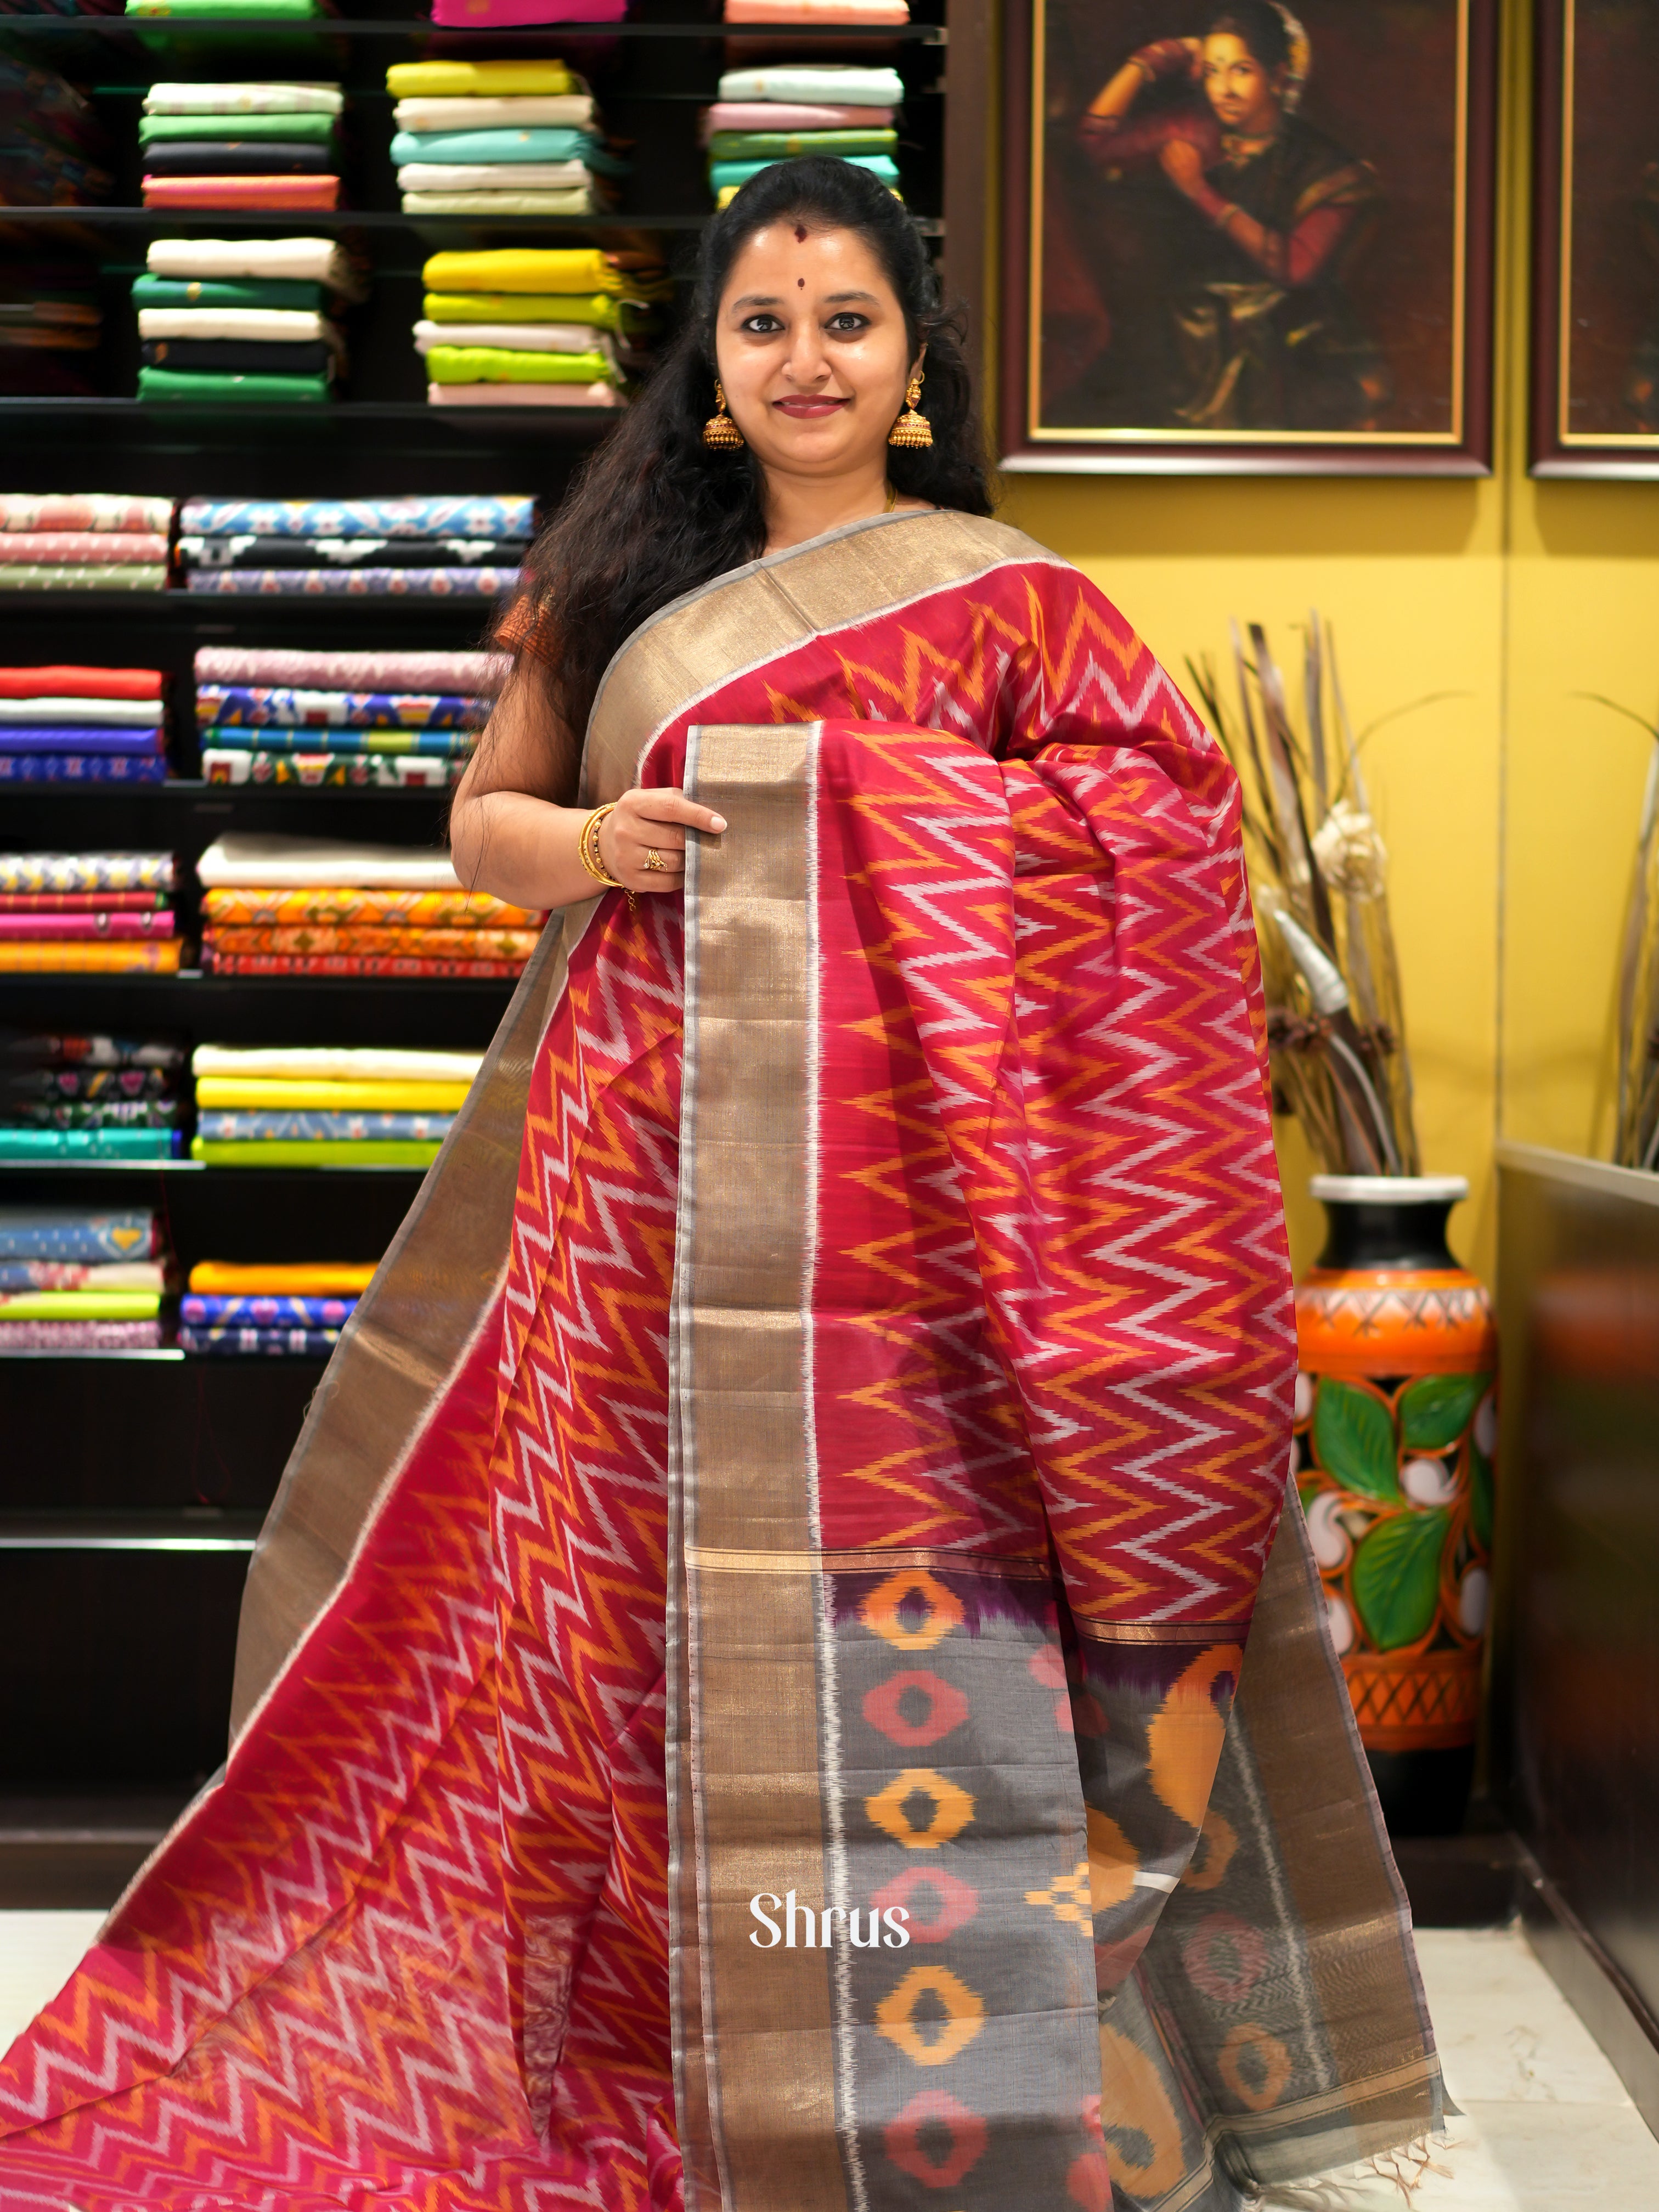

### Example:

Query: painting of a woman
xmin=1057 ymin=0 xmax=1389 ymax=432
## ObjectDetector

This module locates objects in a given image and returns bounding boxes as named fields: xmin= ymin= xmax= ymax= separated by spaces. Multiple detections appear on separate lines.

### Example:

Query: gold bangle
xmin=578 ymin=803 xmax=636 ymax=913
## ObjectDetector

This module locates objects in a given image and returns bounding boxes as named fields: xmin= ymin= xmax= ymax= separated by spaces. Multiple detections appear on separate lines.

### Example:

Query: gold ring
xmin=643 ymin=847 xmax=667 ymax=872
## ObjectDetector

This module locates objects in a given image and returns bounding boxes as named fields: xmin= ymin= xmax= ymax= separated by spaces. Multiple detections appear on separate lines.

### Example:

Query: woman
xmin=1070 ymin=0 xmax=1387 ymax=431
xmin=0 ymin=159 xmax=1440 ymax=2210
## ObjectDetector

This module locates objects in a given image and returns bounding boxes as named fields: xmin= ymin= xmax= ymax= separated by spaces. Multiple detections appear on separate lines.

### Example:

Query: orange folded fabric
xmin=0 ymin=940 xmax=183 ymax=973
xmin=142 ymin=177 xmax=342 ymax=210
xmin=189 ymin=1262 xmax=378 ymax=1295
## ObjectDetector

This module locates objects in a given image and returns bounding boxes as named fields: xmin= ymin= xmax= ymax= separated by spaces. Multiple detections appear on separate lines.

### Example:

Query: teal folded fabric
xmin=390 ymin=126 xmax=625 ymax=172
xmin=139 ymin=367 xmax=331 ymax=402
xmin=709 ymin=154 xmax=899 ymax=191
xmin=0 ymin=1129 xmax=178 ymax=1160
xmin=132 ymin=275 xmax=325 ymax=311
xmin=707 ymin=128 xmax=898 ymax=160
xmin=139 ymin=112 xmax=338 ymax=145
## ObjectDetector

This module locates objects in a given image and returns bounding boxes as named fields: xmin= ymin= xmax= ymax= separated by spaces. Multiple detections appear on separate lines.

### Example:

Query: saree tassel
xmin=888 ymin=368 xmax=933 ymax=447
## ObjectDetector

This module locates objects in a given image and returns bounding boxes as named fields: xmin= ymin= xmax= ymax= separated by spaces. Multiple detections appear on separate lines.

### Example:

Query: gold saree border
xmin=672 ymin=722 xmax=849 ymax=2211
xmin=227 ymin=906 xmax=590 ymax=1738
xmin=581 ymin=509 xmax=1060 ymax=806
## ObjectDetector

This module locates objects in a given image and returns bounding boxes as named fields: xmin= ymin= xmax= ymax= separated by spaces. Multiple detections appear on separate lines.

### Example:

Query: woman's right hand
xmin=596 ymin=786 xmax=727 ymax=894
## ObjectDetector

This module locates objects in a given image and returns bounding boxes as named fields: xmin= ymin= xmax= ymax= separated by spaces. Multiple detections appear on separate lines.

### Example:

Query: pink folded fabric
xmin=431 ymin=0 xmax=626 ymax=21
xmin=0 ymin=533 xmax=170 ymax=566
xmin=142 ymin=177 xmax=342 ymax=210
xmin=702 ymin=101 xmax=895 ymax=135
xmin=427 ymin=381 xmax=623 ymax=407
xmin=0 ymin=496 xmax=172 ymax=535
xmin=0 ymin=912 xmax=176 ymax=941
xmin=724 ymin=0 xmax=909 ymax=16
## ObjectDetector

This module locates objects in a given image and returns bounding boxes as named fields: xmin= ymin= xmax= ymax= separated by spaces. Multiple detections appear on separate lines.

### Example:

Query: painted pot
xmin=1292 ymin=1174 xmax=1497 ymax=1837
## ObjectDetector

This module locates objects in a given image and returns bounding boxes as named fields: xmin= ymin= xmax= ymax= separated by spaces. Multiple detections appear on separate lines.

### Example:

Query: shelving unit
xmin=0 ymin=0 xmax=984 ymax=1900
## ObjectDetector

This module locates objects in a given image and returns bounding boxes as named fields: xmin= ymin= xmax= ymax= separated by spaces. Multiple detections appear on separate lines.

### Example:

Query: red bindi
xmin=794 ymin=223 xmax=808 ymax=242
xmin=798 ymin=278 xmax=805 ymax=287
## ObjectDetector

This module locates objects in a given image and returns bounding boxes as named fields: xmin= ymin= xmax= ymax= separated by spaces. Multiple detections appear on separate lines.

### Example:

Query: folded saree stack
xmin=179 ymin=493 xmax=526 ymax=598
xmin=419 ymin=246 xmax=664 ymax=407
xmin=138 ymin=236 xmax=363 ymax=403
xmin=139 ymin=79 xmax=343 ymax=213
xmin=387 ymin=58 xmax=623 ymax=216
xmin=0 ymin=1205 xmax=165 ymax=1350
xmin=0 ymin=60 xmax=112 ymax=206
xmin=0 ymin=495 xmax=170 ymax=593
xmin=194 ymin=831 xmax=542 ymax=978
xmin=180 ymin=1257 xmax=375 ymax=1358
xmin=125 ymin=0 xmax=330 ymax=20
xmin=704 ymin=64 xmax=904 ymax=205
xmin=723 ymin=0 xmax=910 ymax=26
xmin=191 ymin=1045 xmax=482 ymax=1167
xmin=0 ymin=1031 xmax=186 ymax=1160
xmin=0 ymin=664 xmax=168 ymax=786
xmin=0 ymin=852 xmax=180 ymax=980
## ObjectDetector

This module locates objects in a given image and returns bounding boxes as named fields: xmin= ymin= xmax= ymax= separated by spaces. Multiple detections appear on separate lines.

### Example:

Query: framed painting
xmin=1533 ymin=0 xmax=1659 ymax=475
xmin=1000 ymin=0 xmax=1498 ymax=473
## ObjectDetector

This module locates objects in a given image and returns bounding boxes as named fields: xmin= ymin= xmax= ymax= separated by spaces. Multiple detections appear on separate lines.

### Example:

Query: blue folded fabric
xmin=180 ymin=1323 xmax=341 ymax=1357
xmin=180 ymin=1293 xmax=357 ymax=1325
xmin=200 ymin=727 xmax=473 ymax=756
xmin=179 ymin=495 xmax=535 ymax=538
xmin=0 ymin=1207 xmax=155 ymax=1262
xmin=195 ymin=1110 xmax=458 ymax=1141
xmin=710 ymin=154 xmax=899 ymax=191
xmin=0 ymin=754 xmax=167 ymax=782
xmin=0 ymin=729 xmax=163 ymax=754
xmin=390 ymin=127 xmax=627 ymax=173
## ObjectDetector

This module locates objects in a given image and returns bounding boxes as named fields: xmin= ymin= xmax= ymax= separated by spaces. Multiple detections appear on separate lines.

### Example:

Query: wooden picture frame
xmin=1532 ymin=0 xmax=1659 ymax=476
xmin=1000 ymin=0 xmax=1498 ymax=475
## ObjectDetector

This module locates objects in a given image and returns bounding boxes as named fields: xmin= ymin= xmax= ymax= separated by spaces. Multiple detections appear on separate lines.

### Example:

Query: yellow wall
xmin=990 ymin=0 xmax=1659 ymax=1282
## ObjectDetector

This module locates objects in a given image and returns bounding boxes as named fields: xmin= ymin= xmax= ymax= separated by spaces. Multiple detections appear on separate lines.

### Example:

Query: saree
xmin=0 ymin=510 xmax=1441 ymax=2211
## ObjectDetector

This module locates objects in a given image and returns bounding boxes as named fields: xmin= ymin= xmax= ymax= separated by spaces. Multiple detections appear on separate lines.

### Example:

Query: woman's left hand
xmin=596 ymin=785 xmax=727 ymax=894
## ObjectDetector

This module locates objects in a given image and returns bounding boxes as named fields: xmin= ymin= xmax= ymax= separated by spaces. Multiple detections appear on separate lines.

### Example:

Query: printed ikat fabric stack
xmin=0 ymin=1032 xmax=186 ymax=1163
xmin=180 ymin=496 xmax=530 ymax=601
xmin=0 ymin=665 xmax=169 ymax=786
xmin=0 ymin=1205 xmax=167 ymax=1350
xmin=0 ymin=853 xmax=182 ymax=985
xmin=0 ymin=495 xmax=170 ymax=593
xmin=180 ymin=1259 xmax=376 ymax=1359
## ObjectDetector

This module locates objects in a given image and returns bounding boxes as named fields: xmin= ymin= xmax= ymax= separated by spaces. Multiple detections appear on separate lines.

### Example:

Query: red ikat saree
xmin=0 ymin=510 xmax=1441 ymax=2212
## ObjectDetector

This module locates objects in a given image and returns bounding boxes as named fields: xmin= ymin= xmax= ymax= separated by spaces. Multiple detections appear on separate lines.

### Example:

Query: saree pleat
xmin=0 ymin=511 xmax=1440 ymax=2212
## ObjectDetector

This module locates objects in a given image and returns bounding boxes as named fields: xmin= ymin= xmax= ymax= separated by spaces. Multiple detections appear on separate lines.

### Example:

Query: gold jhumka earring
xmin=702 ymin=380 xmax=743 ymax=449
xmin=888 ymin=369 xmax=933 ymax=449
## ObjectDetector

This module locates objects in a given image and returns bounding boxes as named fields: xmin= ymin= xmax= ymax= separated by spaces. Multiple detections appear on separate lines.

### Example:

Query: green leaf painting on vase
xmin=1398 ymin=1372 xmax=1492 ymax=1452
xmin=1312 ymin=1377 xmax=1401 ymax=1502
xmin=1352 ymin=1506 xmax=1451 ymax=1650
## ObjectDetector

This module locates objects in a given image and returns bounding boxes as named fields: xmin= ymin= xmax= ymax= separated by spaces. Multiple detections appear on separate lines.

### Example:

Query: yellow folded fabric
xmin=0 ymin=940 xmax=182 ymax=973
xmin=387 ymin=60 xmax=580 ymax=97
xmin=423 ymin=291 xmax=625 ymax=326
xmin=421 ymin=247 xmax=619 ymax=296
xmin=425 ymin=346 xmax=613 ymax=385
xmin=194 ymin=1077 xmax=472 ymax=1110
xmin=189 ymin=1262 xmax=377 ymax=1294
xmin=0 ymin=1290 xmax=162 ymax=1319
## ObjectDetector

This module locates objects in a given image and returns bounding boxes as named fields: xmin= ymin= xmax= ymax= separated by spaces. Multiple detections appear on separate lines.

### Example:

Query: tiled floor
xmin=2 ymin=1916 xmax=1657 ymax=2203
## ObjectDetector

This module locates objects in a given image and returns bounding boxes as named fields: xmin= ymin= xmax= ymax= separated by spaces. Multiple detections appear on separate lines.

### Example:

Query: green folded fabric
xmin=0 ymin=1128 xmax=174 ymax=1155
xmin=191 ymin=1138 xmax=442 ymax=1167
xmin=139 ymin=366 xmax=331 ymax=402
xmin=133 ymin=275 xmax=326 ymax=311
xmin=707 ymin=128 xmax=898 ymax=160
xmin=139 ymin=111 xmax=338 ymax=145
xmin=421 ymin=290 xmax=644 ymax=330
xmin=424 ymin=345 xmax=613 ymax=385
xmin=710 ymin=153 xmax=899 ymax=191
xmin=0 ymin=1289 xmax=162 ymax=1319
xmin=0 ymin=567 xmax=168 ymax=591
xmin=128 ymin=0 xmax=325 ymax=14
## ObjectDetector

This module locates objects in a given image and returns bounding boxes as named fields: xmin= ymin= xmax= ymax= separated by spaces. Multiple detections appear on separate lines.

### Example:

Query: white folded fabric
xmin=401 ymin=189 xmax=596 ymax=215
xmin=193 ymin=1045 xmax=484 ymax=1081
xmin=396 ymin=161 xmax=594 ymax=191
xmin=428 ymin=381 xmax=622 ymax=408
xmin=143 ymin=81 xmax=343 ymax=115
xmin=195 ymin=833 xmax=462 ymax=890
xmin=145 ymin=236 xmax=364 ymax=299
xmin=392 ymin=94 xmax=595 ymax=129
xmin=0 ymin=697 xmax=163 ymax=725
xmin=716 ymin=64 xmax=906 ymax=104
xmin=413 ymin=319 xmax=617 ymax=359
xmin=138 ymin=307 xmax=332 ymax=342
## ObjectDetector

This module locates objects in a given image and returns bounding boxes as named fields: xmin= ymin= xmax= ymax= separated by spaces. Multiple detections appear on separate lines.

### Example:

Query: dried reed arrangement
xmin=1608 ymin=708 xmax=1659 ymax=1168
xmin=1189 ymin=618 xmax=1421 ymax=1177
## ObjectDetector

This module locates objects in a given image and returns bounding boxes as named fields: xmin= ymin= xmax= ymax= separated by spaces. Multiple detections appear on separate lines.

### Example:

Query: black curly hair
xmin=499 ymin=155 xmax=992 ymax=759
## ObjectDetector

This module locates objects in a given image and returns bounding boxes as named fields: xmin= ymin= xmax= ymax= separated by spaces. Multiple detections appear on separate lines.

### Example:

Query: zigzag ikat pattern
xmin=0 ymin=551 xmax=1291 ymax=2202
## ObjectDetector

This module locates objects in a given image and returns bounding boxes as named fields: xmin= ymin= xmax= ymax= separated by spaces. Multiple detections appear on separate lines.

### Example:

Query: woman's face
xmin=1201 ymin=32 xmax=1285 ymax=136
xmin=714 ymin=222 xmax=916 ymax=481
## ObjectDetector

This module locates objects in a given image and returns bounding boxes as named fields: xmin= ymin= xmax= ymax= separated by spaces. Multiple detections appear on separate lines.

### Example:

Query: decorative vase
xmin=1292 ymin=1175 xmax=1497 ymax=1837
